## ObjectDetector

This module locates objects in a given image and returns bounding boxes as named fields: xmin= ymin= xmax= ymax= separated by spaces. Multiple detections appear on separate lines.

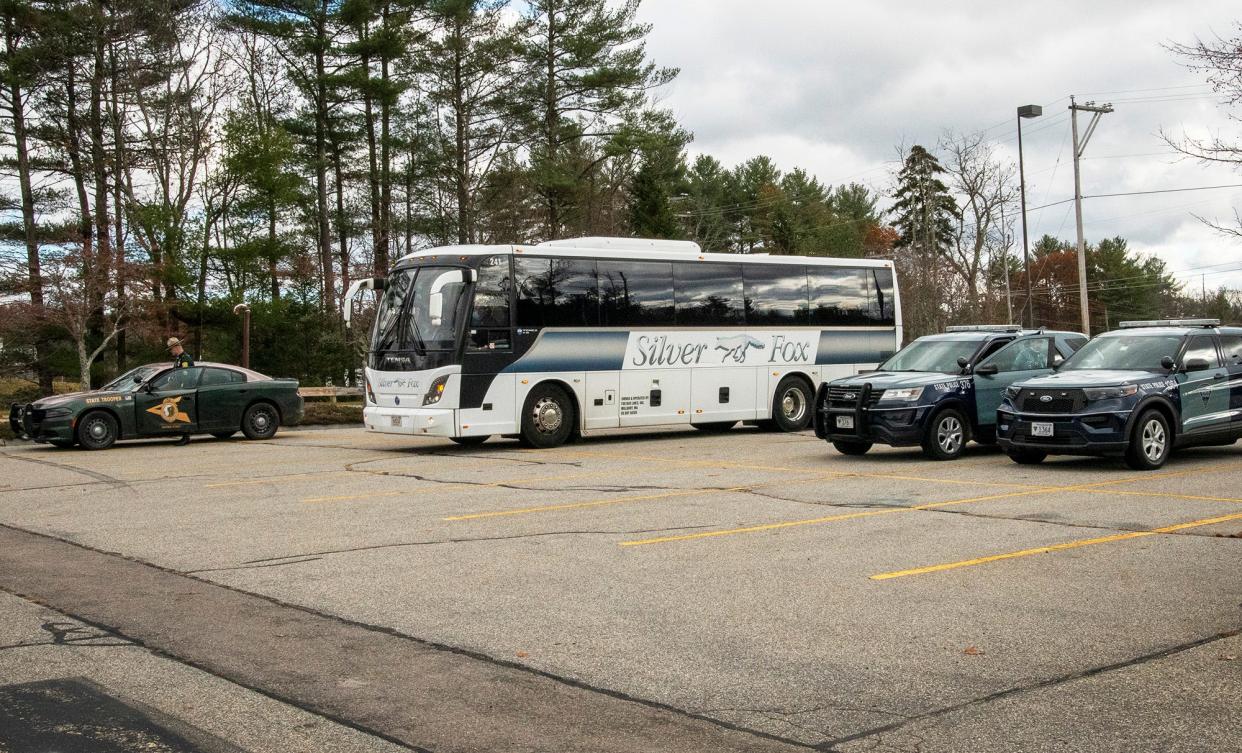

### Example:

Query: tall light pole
xmin=233 ymin=303 xmax=251 ymax=369
xmin=1069 ymin=96 xmax=1114 ymax=335
xmin=1017 ymin=104 xmax=1041 ymax=328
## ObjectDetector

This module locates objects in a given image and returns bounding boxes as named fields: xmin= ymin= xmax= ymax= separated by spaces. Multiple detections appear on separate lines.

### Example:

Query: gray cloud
xmin=638 ymin=0 xmax=1242 ymax=290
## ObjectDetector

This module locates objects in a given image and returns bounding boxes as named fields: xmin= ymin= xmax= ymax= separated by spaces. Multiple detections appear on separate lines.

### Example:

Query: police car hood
xmin=32 ymin=390 xmax=115 ymax=409
xmin=1015 ymin=369 xmax=1156 ymax=389
xmin=828 ymin=371 xmax=957 ymax=390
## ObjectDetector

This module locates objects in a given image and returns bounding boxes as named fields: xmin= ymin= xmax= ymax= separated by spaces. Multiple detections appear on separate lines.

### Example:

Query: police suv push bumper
xmin=815 ymin=383 xmax=932 ymax=446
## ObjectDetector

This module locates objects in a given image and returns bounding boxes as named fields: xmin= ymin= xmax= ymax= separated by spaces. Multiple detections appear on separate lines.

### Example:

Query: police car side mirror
xmin=1183 ymin=357 xmax=1211 ymax=373
xmin=974 ymin=363 xmax=999 ymax=376
xmin=1161 ymin=356 xmax=1176 ymax=371
xmin=956 ymin=356 xmax=969 ymax=368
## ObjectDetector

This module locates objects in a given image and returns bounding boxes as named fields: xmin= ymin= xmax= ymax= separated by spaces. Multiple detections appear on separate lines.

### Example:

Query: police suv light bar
xmin=945 ymin=325 xmax=1024 ymax=332
xmin=1118 ymin=319 xmax=1220 ymax=329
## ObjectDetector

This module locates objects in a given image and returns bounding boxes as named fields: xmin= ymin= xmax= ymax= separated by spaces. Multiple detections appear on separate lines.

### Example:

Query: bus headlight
xmin=880 ymin=386 xmax=923 ymax=402
xmin=423 ymin=375 xmax=449 ymax=405
xmin=1083 ymin=384 xmax=1138 ymax=401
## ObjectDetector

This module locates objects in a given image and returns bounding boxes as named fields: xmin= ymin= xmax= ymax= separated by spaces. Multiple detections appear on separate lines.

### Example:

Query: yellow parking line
xmin=870 ymin=510 xmax=1242 ymax=580
xmin=618 ymin=465 xmax=1242 ymax=548
xmin=1091 ymin=488 xmax=1242 ymax=505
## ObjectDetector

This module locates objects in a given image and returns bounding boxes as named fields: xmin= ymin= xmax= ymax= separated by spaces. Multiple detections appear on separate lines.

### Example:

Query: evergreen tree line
xmin=0 ymin=0 xmax=1228 ymax=391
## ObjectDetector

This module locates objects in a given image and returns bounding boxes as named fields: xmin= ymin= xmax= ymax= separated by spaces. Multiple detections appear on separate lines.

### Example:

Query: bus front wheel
xmin=769 ymin=377 xmax=814 ymax=432
xmin=519 ymin=383 xmax=575 ymax=449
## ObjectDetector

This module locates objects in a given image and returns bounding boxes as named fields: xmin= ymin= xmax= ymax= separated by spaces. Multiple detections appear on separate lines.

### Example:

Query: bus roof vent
xmin=535 ymin=237 xmax=702 ymax=254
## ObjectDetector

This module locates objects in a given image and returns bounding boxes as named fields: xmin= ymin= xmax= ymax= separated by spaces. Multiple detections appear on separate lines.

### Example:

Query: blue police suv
xmin=815 ymin=326 xmax=1086 ymax=460
xmin=997 ymin=319 xmax=1242 ymax=470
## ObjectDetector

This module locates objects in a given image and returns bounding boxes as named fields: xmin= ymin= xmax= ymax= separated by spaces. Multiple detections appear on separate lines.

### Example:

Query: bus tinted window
xmin=599 ymin=260 xmax=674 ymax=326
xmin=872 ymin=268 xmax=896 ymax=325
xmin=514 ymin=257 xmax=552 ymax=327
xmin=674 ymin=263 xmax=743 ymax=326
xmin=515 ymin=257 xmax=599 ymax=327
xmin=809 ymin=267 xmax=872 ymax=325
xmin=744 ymin=265 xmax=809 ymax=325
xmin=471 ymin=256 xmax=511 ymax=328
xmin=549 ymin=258 xmax=599 ymax=326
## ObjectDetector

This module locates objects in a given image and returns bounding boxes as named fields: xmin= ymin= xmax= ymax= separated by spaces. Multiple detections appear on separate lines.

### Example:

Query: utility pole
xmin=1000 ymin=204 xmax=1014 ymax=324
xmin=1069 ymin=96 xmax=1113 ymax=335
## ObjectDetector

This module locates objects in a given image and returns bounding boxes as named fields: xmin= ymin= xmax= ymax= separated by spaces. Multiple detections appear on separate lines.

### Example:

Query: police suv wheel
xmin=519 ymin=383 xmax=575 ymax=449
xmin=922 ymin=408 xmax=968 ymax=461
xmin=76 ymin=411 xmax=117 ymax=451
xmin=771 ymin=377 xmax=814 ymax=432
xmin=1125 ymin=409 xmax=1171 ymax=471
xmin=832 ymin=440 xmax=872 ymax=456
xmin=241 ymin=403 xmax=280 ymax=440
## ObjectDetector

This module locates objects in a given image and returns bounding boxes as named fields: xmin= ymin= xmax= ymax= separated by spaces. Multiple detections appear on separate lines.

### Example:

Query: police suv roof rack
xmin=1118 ymin=319 xmax=1220 ymax=329
xmin=945 ymin=324 xmax=1023 ymax=333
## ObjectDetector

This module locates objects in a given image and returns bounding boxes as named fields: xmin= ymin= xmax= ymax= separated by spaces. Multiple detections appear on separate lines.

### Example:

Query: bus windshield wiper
xmin=406 ymin=312 xmax=427 ymax=355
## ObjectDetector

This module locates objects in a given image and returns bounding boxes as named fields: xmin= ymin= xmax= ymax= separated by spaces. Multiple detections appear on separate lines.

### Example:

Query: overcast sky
xmin=636 ymin=0 xmax=1242 ymax=293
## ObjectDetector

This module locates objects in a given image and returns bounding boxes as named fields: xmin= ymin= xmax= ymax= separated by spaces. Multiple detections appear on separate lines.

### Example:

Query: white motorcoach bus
xmin=345 ymin=237 xmax=901 ymax=448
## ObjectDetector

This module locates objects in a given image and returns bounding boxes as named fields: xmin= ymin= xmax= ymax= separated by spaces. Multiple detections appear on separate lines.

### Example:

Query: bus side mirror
xmin=1161 ymin=355 xmax=1176 ymax=371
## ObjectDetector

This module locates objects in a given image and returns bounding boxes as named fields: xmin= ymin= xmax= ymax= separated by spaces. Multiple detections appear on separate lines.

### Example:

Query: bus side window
xmin=470 ymin=255 xmax=512 ymax=351
xmin=599 ymin=260 xmax=674 ymax=326
xmin=744 ymin=264 xmax=809 ymax=325
xmin=514 ymin=256 xmax=552 ymax=328
xmin=674 ymin=262 xmax=743 ymax=326
xmin=872 ymin=268 xmax=896 ymax=325
xmin=808 ymin=267 xmax=870 ymax=325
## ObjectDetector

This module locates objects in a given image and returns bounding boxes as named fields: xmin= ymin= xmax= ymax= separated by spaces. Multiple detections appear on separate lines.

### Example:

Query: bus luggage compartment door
xmin=692 ymin=367 xmax=756 ymax=423
xmin=619 ymin=370 xmax=690 ymax=427
xmin=585 ymin=372 xmax=619 ymax=430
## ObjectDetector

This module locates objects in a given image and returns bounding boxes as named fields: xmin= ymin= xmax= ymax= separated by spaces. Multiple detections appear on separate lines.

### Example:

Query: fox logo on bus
xmin=715 ymin=335 xmax=765 ymax=363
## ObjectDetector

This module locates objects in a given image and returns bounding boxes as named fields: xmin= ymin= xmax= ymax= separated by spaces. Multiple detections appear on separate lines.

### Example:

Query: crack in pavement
xmin=0 ymin=451 xmax=131 ymax=489
xmin=816 ymin=625 xmax=1242 ymax=751
xmin=215 ymin=525 xmax=718 ymax=569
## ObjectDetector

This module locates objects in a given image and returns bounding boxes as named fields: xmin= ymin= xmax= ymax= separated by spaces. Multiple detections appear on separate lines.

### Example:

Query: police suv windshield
xmin=1059 ymin=334 xmax=1182 ymax=371
xmin=877 ymin=338 xmax=982 ymax=373
xmin=101 ymin=365 xmax=163 ymax=393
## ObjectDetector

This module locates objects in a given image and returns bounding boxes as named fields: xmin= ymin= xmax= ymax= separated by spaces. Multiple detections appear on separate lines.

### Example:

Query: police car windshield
xmin=102 ymin=365 xmax=163 ymax=393
xmin=1059 ymin=334 xmax=1182 ymax=371
xmin=877 ymin=339 xmax=982 ymax=373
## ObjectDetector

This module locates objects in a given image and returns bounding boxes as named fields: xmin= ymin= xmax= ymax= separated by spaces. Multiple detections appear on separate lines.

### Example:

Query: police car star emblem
xmin=146 ymin=396 xmax=191 ymax=424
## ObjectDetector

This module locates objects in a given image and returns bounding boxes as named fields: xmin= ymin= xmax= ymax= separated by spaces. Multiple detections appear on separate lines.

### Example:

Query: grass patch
xmin=299 ymin=401 xmax=363 ymax=426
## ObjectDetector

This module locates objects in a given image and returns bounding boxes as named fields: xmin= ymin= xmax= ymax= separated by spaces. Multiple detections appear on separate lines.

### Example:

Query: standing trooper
xmin=167 ymin=337 xmax=194 ymax=446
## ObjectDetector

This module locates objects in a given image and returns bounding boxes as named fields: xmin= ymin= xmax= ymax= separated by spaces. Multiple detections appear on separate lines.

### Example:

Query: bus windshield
xmin=371 ymin=266 xmax=469 ymax=368
xmin=877 ymin=339 xmax=982 ymax=373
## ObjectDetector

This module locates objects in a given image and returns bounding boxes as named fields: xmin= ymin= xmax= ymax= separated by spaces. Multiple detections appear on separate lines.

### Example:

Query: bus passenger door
xmin=619 ymin=370 xmax=691 ymax=427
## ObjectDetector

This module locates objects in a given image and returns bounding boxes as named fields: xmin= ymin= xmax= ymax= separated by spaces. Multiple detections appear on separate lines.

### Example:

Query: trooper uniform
xmin=166 ymin=337 xmax=194 ymax=445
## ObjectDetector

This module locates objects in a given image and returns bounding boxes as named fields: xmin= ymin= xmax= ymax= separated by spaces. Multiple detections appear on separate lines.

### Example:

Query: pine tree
xmin=890 ymin=145 xmax=959 ymax=336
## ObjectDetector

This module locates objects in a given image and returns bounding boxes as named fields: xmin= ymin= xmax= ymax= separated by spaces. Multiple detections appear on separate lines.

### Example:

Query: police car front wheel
xmin=922 ymin=408 xmax=968 ymax=461
xmin=1125 ymin=409 xmax=1171 ymax=471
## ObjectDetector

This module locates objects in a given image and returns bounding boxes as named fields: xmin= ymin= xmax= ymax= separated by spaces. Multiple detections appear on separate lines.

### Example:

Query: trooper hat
xmin=166 ymin=337 xmax=184 ymax=350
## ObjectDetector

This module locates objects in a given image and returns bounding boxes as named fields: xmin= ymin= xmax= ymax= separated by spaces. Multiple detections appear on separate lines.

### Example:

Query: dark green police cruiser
xmin=814 ymin=326 xmax=1086 ymax=460
xmin=9 ymin=362 xmax=303 ymax=450
xmin=997 ymin=319 xmax=1242 ymax=470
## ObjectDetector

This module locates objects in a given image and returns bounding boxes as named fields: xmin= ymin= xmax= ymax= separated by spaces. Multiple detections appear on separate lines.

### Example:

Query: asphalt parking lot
xmin=2 ymin=425 xmax=1241 ymax=753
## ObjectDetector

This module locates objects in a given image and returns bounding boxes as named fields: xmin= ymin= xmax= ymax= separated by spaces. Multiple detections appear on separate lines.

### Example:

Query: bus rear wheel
xmin=519 ymin=383 xmax=575 ymax=449
xmin=769 ymin=377 xmax=814 ymax=432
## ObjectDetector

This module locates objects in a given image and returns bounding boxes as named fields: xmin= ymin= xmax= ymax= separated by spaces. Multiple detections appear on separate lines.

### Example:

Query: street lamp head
xmin=1018 ymin=104 xmax=1043 ymax=119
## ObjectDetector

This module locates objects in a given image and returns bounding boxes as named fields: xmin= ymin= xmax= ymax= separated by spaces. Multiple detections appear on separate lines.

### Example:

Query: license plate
xmin=835 ymin=415 xmax=855 ymax=429
xmin=390 ymin=415 xmax=402 ymax=427
xmin=1031 ymin=422 xmax=1054 ymax=437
